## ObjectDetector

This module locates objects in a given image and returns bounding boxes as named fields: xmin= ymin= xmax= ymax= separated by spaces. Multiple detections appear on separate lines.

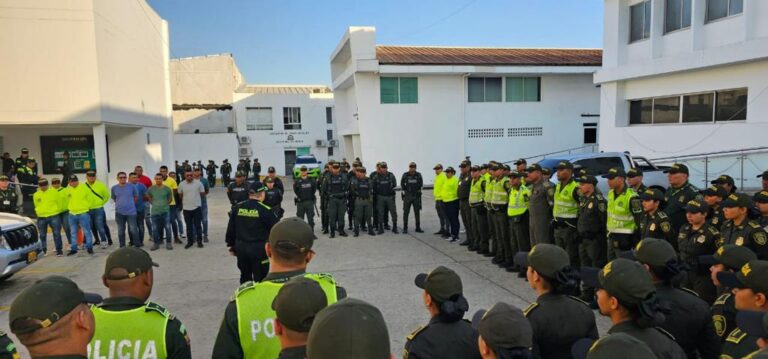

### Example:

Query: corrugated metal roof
xmin=376 ymin=46 xmax=603 ymax=66
xmin=240 ymin=85 xmax=332 ymax=95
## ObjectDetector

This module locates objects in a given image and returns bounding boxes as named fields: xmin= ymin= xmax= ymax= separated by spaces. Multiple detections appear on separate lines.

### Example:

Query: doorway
xmin=284 ymin=150 xmax=297 ymax=176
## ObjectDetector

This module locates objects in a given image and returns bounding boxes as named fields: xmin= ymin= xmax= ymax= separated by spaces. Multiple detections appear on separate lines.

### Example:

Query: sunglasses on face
xmin=87 ymin=174 xmax=96 ymax=177
xmin=118 ymin=176 xmax=127 ymax=179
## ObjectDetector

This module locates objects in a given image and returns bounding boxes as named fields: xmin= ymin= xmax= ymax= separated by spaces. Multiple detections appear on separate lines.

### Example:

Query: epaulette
xmin=714 ymin=293 xmax=731 ymax=305
xmin=406 ymin=325 xmax=426 ymax=341
xmin=654 ymin=326 xmax=677 ymax=341
xmin=595 ymin=193 xmax=605 ymax=201
xmin=567 ymin=295 xmax=590 ymax=307
xmin=657 ymin=211 xmax=668 ymax=219
xmin=749 ymin=222 xmax=762 ymax=229
xmin=233 ymin=281 xmax=255 ymax=300
xmin=725 ymin=328 xmax=747 ymax=344
xmin=523 ymin=302 xmax=539 ymax=316
xmin=680 ymin=287 xmax=700 ymax=297
xmin=708 ymin=226 xmax=720 ymax=235
xmin=145 ymin=302 xmax=173 ymax=319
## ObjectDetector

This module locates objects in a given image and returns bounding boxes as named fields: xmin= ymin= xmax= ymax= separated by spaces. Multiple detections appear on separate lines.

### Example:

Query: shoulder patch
xmin=567 ymin=295 xmax=590 ymax=307
xmin=725 ymin=328 xmax=747 ymax=344
xmin=144 ymin=302 xmax=172 ymax=319
xmin=714 ymin=293 xmax=732 ymax=305
xmin=708 ymin=226 xmax=720 ymax=235
xmin=680 ymin=287 xmax=700 ymax=297
xmin=233 ymin=281 xmax=255 ymax=300
xmin=406 ymin=325 xmax=426 ymax=341
xmin=523 ymin=302 xmax=539 ymax=316
xmin=657 ymin=211 xmax=668 ymax=219
xmin=750 ymin=222 xmax=762 ymax=229
xmin=654 ymin=326 xmax=677 ymax=341
xmin=713 ymin=314 xmax=727 ymax=338
xmin=754 ymin=231 xmax=767 ymax=246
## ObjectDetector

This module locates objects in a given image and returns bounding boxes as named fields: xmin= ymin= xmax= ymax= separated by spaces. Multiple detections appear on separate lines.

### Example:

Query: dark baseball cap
xmin=414 ymin=266 xmax=463 ymax=303
xmin=684 ymin=199 xmax=709 ymax=213
xmin=103 ymin=247 xmax=159 ymax=280
xmin=69 ymin=175 xmax=79 ymax=182
xmin=37 ymin=178 xmax=48 ymax=186
xmin=722 ymin=192 xmax=753 ymax=208
xmin=268 ymin=166 xmax=276 ymax=172
xmin=757 ymin=170 xmax=768 ymax=179
xmin=699 ymin=244 xmax=757 ymax=270
xmin=736 ymin=310 xmax=768 ymax=339
xmin=754 ymin=190 xmax=768 ymax=204
xmin=331 ymin=162 xmax=341 ymax=169
xmin=631 ymin=238 xmax=676 ymax=267
xmin=717 ymin=260 xmax=768 ymax=294
xmin=445 ymin=167 xmax=456 ymax=174
xmin=575 ymin=175 xmax=598 ymax=185
xmin=571 ymin=333 xmax=657 ymax=359
xmin=470 ymin=165 xmax=480 ymax=172
xmin=555 ymin=160 xmax=574 ymax=170
xmin=508 ymin=170 xmax=526 ymax=178
xmin=601 ymin=167 xmax=626 ymax=179
xmin=526 ymin=163 xmax=543 ymax=173
xmin=638 ymin=188 xmax=664 ymax=201
xmin=626 ymin=168 xmax=643 ymax=178
xmin=268 ymin=217 xmax=316 ymax=253
xmin=433 ymin=163 xmax=443 ymax=170
xmin=408 ymin=162 xmax=417 ymax=168
xmin=664 ymin=163 xmax=689 ymax=175
xmin=513 ymin=158 xmax=527 ymax=165
xmin=357 ymin=166 xmax=367 ymax=172
xmin=541 ymin=167 xmax=552 ymax=176
xmin=701 ymin=185 xmax=728 ymax=198
xmin=471 ymin=302 xmax=532 ymax=350
xmin=514 ymin=244 xmax=570 ymax=278
xmin=272 ymin=277 xmax=328 ymax=333
xmin=581 ymin=259 xmax=655 ymax=305
xmin=9 ymin=276 xmax=102 ymax=334
xmin=235 ymin=171 xmax=246 ymax=177
xmin=264 ymin=177 xmax=274 ymax=184
xmin=85 ymin=169 xmax=96 ymax=176
xmin=307 ymin=298 xmax=390 ymax=359
xmin=711 ymin=175 xmax=735 ymax=187
xmin=21 ymin=148 xmax=29 ymax=152
xmin=459 ymin=160 xmax=470 ymax=168
xmin=380 ymin=162 xmax=388 ymax=168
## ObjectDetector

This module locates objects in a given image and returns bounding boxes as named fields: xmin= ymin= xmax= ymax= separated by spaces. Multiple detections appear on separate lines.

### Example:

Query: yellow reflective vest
xmin=507 ymin=185 xmax=530 ymax=217
xmin=608 ymin=187 xmax=638 ymax=234
xmin=553 ymin=180 xmax=579 ymax=219
xmin=433 ymin=172 xmax=447 ymax=201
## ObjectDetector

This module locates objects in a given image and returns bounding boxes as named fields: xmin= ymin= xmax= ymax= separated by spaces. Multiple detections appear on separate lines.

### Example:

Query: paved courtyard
xmin=0 ymin=179 xmax=611 ymax=358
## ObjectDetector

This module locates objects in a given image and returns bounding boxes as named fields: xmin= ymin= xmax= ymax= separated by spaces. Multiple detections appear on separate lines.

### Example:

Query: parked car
xmin=0 ymin=212 xmax=42 ymax=281
xmin=292 ymin=155 xmax=322 ymax=179
xmin=537 ymin=152 xmax=671 ymax=194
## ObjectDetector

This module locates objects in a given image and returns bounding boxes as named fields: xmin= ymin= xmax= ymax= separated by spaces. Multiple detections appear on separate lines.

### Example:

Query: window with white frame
xmin=629 ymin=88 xmax=748 ymax=125
xmin=665 ymin=0 xmax=692 ymax=33
xmin=630 ymin=1 xmax=652 ymax=42
xmin=283 ymin=107 xmax=301 ymax=130
xmin=246 ymin=107 xmax=273 ymax=131
xmin=468 ymin=77 xmax=502 ymax=102
xmin=706 ymin=0 xmax=743 ymax=22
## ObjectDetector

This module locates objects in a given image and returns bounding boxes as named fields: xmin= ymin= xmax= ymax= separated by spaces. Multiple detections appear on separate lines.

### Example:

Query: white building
xmin=0 ymin=0 xmax=174 ymax=186
xmin=596 ymin=0 xmax=768 ymax=188
xmin=330 ymin=27 xmax=603 ymax=184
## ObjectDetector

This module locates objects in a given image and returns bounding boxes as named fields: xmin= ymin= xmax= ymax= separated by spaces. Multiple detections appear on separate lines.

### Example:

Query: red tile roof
xmin=376 ymin=46 xmax=602 ymax=67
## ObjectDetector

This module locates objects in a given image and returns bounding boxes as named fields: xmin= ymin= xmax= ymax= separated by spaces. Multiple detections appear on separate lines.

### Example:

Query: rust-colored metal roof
xmin=239 ymin=85 xmax=332 ymax=95
xmin=376 ymin=46 xmax=602 ymax=67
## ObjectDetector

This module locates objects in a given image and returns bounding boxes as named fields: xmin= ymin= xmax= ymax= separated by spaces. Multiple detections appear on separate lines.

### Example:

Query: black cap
xmin=472 ymin=302 xmax=532 ymax=350
xmin=513 ymin=158 xmax=527 ymax=166
xmin=470 ymin=165 xmax=480 ymax=172
xmin=638 ymin=188 xmax=664 ymax=201
xmin=684 ymin=199 xmax=709 ymax=213
xmin=508 ymin=170 xmax=526 ymax=178
xmin=357 ymin=166 xmax=367 ymax=172
xmin=459 ymin=160 xmax=470 ymax=168
xmin=701 ymin=185 xmax=728 ymax=198
xmin=555 ymin=160 xmax=574 ymax=170
xmin=379 ymin=162 xmax=388 ymax=168
xmin=409 ymin=162 xmax=417 ymax=168
xmin=85 ymin=169 xmax=96 ymax=176
xmin=632 ymin=238 xmax=676 ymax=267
xmin=515 ymin=244 xmax=570 ymax=278
xmin=445 ymin=167 xmax=456 ymax=174
xmin=526 ymin=163 xmax=543 ymax=173
xmin=626 ymin=168 xmax=643 ymax=178
xmin=541 ymin=167 xmax=552 ymax=176
xmin=103 ymin=247 xmax=159 ymax=280
xmin=722 ymin=192 xmax=753 ymax=208
xmin=264 ymin=177 xmax=274 ymax=184
xmin=700 ymin=244 xmax=757 ymax=271
xmin=269 ymin=217 xmax=316 ymax=254
xmin=664 ymin=163 xmax=689 ymax=175
xmin=754 ymin=190 xmax=768 ymax=204
xmin=575 ymin=175 xmax=598 ymax=185
xmin=433 ymin=163 xmax=443 ymax=170
xmin=711 ymin=175 xmax=735 ymax=187
xmin=717 ymin=260 xmax=768 ymax=294
xmin=69 ymin=175 xmax=79 ymax=182
xmin=736 ymin=310 xmax=768 ymax=339
xmin=272 ymin=277 xmax=328 ymax=332
xmin=757 ymin=170 xmax=768 ymax=179
xmin=601 ymin=167 xmax=626 ymax=179
xmin=414 ymin=266 xmax=463 ymax=303
xmin=571 ymin=333 xmax=657 ymax=359
xmin=9 ymin=276 xmax=102 ymax=334
xmin=331 ymin=162 xmax=341 ymax=169
xmin=307 ymin=298 xmax=390 ymax=359
xmin=581 ymin=259 xmax=655 ymax=305
xmin=268 ymin=166 xmax=276 ymax=173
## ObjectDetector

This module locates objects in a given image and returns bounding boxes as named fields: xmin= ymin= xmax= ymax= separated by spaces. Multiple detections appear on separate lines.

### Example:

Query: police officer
xmin=581 ymin=259 xmax=687 ymax=359
xmin=637 ymin=188 xmax=676 ymax=250
xmin=602 ymin=167 xmax=642 ymax=260
xmin=14 ymin=148 xmax=36 ymax=175
xmin=506 ymin=171 xmax=530 ymax=273
xmin=472 ymin=302 xmax=533 ymax=359
xmin=575 ymin=174 xmax=607 ymax=302
xmin=345 ymin=162 xmax=358 ymax=230
xmin=518 ymin=244 xmax=598 ymax=358
xmin=711 ymin=174 xmax=737 ymax=194
xmin=58 ymin=151 xmax=72 ymax=186
xmin=16 ymin=158 xmax=38 ymax=216
xmin=252 ymin=158 xmax=261 ymax=180
xmin=321 ymin=162 xmax=349 ymax=238
xmin=221 ymin=159 xmax=232 ymax=187
xmin=373 ymin=162 xmax=398 ymax=234
xmin=264 ymin=177 xmax=284 ymax=219
xmin=294 ymin=166 xmax=318 ymax=229
xmin=89 ymin=247 xmax=191 ymax=358
xmin=273 ymin=277 xmax=329 ymax=359
xmin=0 ymin=175 xmax=19 ymax=214
xmin=458 ymin=160 xmax=473 ymax=246
xmin=676 ymin=199 xmax=721 ymax=304
xmin=700 ymin=185 xmax=727 ymax=230
xmin=206 ymin=160 xmax=218 ymax=188
xmin=214 ymin=218 xmax=344 ymax=359
xmin=757 ymin=190 xmax=768 ymax=229
xmin=513 ymin=158 xmax=527 ymax=177
xmin=226 ymin=185 xmax=278 ymax=284
xmin=237 ymin=159 xmax=249 ymax=180
xmin=553 ymin=160 xmax=581 ymax=269
xmin=706 ymin=245 xmax=757 ymax=342
xmin=487 ymin=164 xmax=511 ymax=268
xmin=759 ymin=170 xmax=768 ymax=192
xmin=9 ymin=276 xmax=102 ymax=358
xmin=0 ymin=330 xmax=17 ymax=359
xmin=527 ymin=163 xmax=554 ymax=245
xmin=627 ymin=168 xmax=647 ymax=194
xmin=401 ymin=162 xmax=424 ymax=234
xmin=266 ymin=166 xmax=285 ymax=194
xmin=350 ymin=166 xmax=375 ymax=237
xmin=720 ymin=192 xmax=768 ymax=259
xmin=663 ymin=164 xmax=701 ymax=235
xmin=404 ymin=266 xmax=481 ymax=359
xmin=631 ymin=238 xmax=721 ymax=359
xmin=468 ymin=166 xmax=489 ymax=253
xmin=318 ymin=162 xmax=332 ymax=234
xmin=716 ymin=260 xmax=768 ymax=358
xmin=226 ymin=172 xmax=250 ymax=207
xmin=306 ymin=298 xmax=390 ymax=359
xmin=734 ymin=311 xmax=768 ymax=358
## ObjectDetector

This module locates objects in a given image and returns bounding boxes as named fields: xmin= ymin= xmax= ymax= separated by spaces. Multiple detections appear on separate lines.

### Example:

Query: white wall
xmin=173 ymin=109 xmax=235 ymax=134
xmin=172 ymin=133 xmax=239 ymax=172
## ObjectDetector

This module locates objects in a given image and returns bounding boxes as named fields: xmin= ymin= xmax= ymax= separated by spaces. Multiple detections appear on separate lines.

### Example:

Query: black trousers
xmin=443 ymin=200 xmax=460 ymax=238
xmin=235 ymin=241 xmax=269 ymax=284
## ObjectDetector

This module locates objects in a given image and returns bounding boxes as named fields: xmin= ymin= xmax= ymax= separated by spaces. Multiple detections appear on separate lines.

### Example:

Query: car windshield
xmin=296 ymin=157 xmax=317 ymax=164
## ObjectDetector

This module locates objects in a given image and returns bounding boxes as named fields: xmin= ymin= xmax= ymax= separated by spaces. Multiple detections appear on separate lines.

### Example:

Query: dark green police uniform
xmin=576 ymin=176 xmax=607 ymax=270
xmin=318 ymin=167 xmax=331 ymax=233
xmin=458 ymin=162 xmax=473 ymax=245
xmin=221 ymin=160 xmax=232 ymax=187
xmin=663 ymin=179 xmax=702 ymax=236
xmin=321 ymin=167 xmax=349 ymax=238
xmin=717 ymin=260 xmax=768 ymax=359
xmin=14 ymin=151 xmax=36 ymax=175
xmin=0 ymin=176 xmax=19 ymax=214
xmin=707 ymin=245 xmax=757 ymax=342
xmin=206 ymin=162 xmax=218 ymax=188
xmin=638 ymin=210 xmax=675 ymax=247
xmin=528 ymin=164 xmax=555 ymax=245
xmin=720 ymin=219 xmax=768 ymax=260
xmin=0 ymin=331 xmax=18 ymax=359
xmin=574 ymin=333 xmax=657 ymax=359
xmin=678 ymin=223 xmax=720 ymax=303
xmin=373 ymin=166 xmax=398 ymax=233
xmin=277 ymin=346 xmax=306 ymax=359
xmin=351 ymin=171 xmax=375 ymax=236
xmin=401 ymin=166 xmax=424 ymax=233
xmin=468 ymin=169 xmax=489 ymax=252
xmin=293 ymin=174 xmax=317 ymax=229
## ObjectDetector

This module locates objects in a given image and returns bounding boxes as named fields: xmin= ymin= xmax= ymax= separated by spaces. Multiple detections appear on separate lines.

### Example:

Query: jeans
xmin=151 ymin=212 xmax=173 ymax=244
xmin=38 ymin=215 xmax=62 ymax=253
xmin=69 ymin=212 xmax=94 ymax=251
xmin=170 ymin=205 xmax=184 ymax=239
xmin=201 ymin=198 xmax=209 ymax=237
xmin=182 ymin=207 xmax=203 ymax=243
xmin=89 ymin=207 xmax=110 ymax=245
xmin=59 ymin=211 xmax=73 ymax=245
xmin=115 ymin=213 xmax=139 ymax=247
xmin=136 ymin=210 xmax=146 ymax=244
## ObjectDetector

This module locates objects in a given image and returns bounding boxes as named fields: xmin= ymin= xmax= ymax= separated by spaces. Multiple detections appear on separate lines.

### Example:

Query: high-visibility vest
xmin=488 ymin=177 xmax=509 ymax=206
xmin=469 ymin=177 xmax=486 ymax=204
xmin=507 ymin=185 xmax=530 ymax=217
xmin=235 ymin=273 xmax=338 ymax=359
xmin=607 ymin=188 xmax=637 ymax=234
xmin=89 ymin=303 xmax=169 ymax=359
xmin=433 ymin=172 xmax=446 ymax=201
xmin=553 ymin=180 xmax=579 ymax=219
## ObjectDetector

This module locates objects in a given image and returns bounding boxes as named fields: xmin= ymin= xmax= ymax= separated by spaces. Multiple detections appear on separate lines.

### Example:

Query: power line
xmin=390 ymin=0 xmax=479 ymax=42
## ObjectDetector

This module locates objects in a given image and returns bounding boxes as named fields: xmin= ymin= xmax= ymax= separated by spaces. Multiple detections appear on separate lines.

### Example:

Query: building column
xmin=92 ymin=123 xmax=109 ymax=185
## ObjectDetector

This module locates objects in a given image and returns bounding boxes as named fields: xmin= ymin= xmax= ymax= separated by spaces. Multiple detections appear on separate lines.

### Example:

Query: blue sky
xmin=147 ymin=0 xmax=604 ymax=86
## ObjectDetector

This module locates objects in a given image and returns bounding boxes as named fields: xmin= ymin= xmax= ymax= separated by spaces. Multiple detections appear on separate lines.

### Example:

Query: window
xmin=706 ymin=0 xmax=743 ymax=22
xmin=716 ymin=88 xmax=747 ymax=122
xmin=326 ymin=129 xmax=333 ymax=141
xmin=629 ymin=99 xmax=653 ymax=124
xmin=325 ymin=107 xmax=333 ymax=124
xmin=682 ymin=93 xmax=714 ymax=123
xmin=665 ymin=0 xmax=692 ymax=33
xmin=283 ymin=107 xmax=301 ymax=130
xmin=574 ymin=157 xmax=624 ymax=176
xmin=506 ymin=77 xmax=540 ymax=102
xmin=630 ymin=1 xmax=652 ymax=42
xmin=327 ymin=147 xmax=333 ymax=157
xmin=380 ymin=77 xmax=418 ymax=104
xmin=468 ymin=77 xmax=502 ymax=102
xmin=583 ymin=123 xmax=598 ymax=144
xmin=246 ymin=107 xmax=273 ymax=130
xmin=653 ymin=96 xmax=681 ymax=124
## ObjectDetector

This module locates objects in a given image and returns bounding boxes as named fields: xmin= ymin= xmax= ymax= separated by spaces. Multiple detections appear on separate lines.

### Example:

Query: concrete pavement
xmin=0 ymin=179 xmax=610 ymax=358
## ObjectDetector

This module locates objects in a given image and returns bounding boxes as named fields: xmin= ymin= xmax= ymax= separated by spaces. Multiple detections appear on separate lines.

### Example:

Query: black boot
xmin=354 ymin=229 xmax=359 ymax=237
xmin=338 ymin=229 xmax=348 ymax=237
xmin=414 ymin=213 xmax=423 ymax=233
xmin=368 ymin=228 xmax=376 ymax=236
xmin=330 ymin=227 xmax=336 ymax=238
xmin=377 ymin=225 xmax=384 ymax=235
xmin=403 ymin=226 xmax=408 ymax=234
xmin=322 ymin=227 xmax=329 ymax=234
xmin=392 ymin=223 xmax=399 ymax=234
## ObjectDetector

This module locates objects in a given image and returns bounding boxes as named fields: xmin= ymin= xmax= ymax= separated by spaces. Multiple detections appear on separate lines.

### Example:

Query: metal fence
xmin=502 ymin=144 xmax=599 ymax=164
xmin=650 ymin=146 xmax=768 ymax=192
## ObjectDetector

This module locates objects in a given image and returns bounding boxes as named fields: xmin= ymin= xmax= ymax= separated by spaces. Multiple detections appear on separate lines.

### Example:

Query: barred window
xmin=467 ymin=128 xmax=504 ymax=138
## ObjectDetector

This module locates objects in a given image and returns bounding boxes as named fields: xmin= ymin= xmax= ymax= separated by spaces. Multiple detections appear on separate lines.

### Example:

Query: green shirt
xmin=147 ymin=185 xmax=172 ymax=215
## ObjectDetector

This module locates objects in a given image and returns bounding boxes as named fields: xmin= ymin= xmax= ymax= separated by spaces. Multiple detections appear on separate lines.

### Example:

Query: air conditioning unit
xmin=239 ymin=136 xmax=251 ymax=144
xmin=239 ymin=147 xmax=252 ymax=157
xmin=328 ymin=139 xmax=338 ymax=147
xmin=315 ymin=139 xmax=327 ymax=147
